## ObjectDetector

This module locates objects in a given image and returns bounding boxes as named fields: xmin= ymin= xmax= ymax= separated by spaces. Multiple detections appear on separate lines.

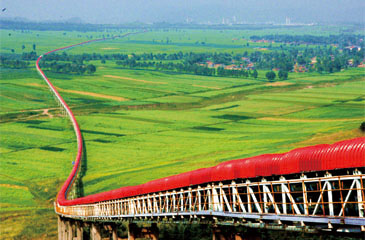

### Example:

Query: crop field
xmin=0 ymin=27 xmax=364 ymax=239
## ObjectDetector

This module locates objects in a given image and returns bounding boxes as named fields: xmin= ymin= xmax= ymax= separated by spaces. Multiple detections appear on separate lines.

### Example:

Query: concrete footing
xmin=58 ymin=217 xmax=263 ymax=240
xmin=128 ymin=222 xmax=159 ymax=240
xmin=212 ymin=225 xmax=260 ymax=240
xmin=58 ymin=217 xmax=161 ymax=240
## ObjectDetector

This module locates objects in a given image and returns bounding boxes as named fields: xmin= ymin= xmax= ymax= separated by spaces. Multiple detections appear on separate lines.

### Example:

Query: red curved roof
xmin=63 ymin=137 xmax=364 ymax=206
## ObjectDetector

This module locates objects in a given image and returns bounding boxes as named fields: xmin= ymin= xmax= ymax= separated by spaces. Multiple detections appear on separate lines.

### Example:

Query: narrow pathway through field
xmin=260 ymin=117 xmax=364 ymax=122
xmin=104 ymin=74 xmax=168 ymax=85
xmin=26 ymin=83 xmax=129 ymax=101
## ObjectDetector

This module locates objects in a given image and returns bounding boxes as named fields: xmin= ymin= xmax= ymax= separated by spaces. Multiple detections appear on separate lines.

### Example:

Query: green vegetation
xmin=0 ymin=26 xmax=364 ymax=239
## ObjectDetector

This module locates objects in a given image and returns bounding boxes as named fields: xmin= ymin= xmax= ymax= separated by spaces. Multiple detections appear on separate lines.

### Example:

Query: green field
xmin=0 ymin=27 xmax=364 ymax=239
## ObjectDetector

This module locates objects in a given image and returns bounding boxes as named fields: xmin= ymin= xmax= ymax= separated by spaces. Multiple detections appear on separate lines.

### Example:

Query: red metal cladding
xmin=321 ymin=145 xmax=336 ymax=171
xmin=317 ymin=146 xmax=331 ymax=171
xmin=353 ymin=140 xmax=365 ymax=167
xmin=167 ymin=171 xmax=192 ymax=190
xmin=270 ymin=154 xmax=282 ymax=175
xmin=190 ymin=167 xmax=212 ymax=186
xmin=255 ymin=154 xmax=279 ymax=176
xmin=333 ymin=143 xmax=347 ymax=169
xmin=310 ymin=144 xmax=328 ymax=171
xmin=236 ymin=156 xmax=257 ymax=179
xmin=141 ymin=179 xmax=164 ymax=194
xmin=331 ymin=143 xmax=345 ymax=169
xmin=280 ymin=150 xmax=301 ymax=175
xmin=211 ymin=160 xmax=236 ymax=182
xmin=297 ymin=146 xmax=313 ymax=172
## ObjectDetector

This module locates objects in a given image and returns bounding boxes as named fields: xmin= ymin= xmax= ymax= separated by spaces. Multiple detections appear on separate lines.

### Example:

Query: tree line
xmin=1 ymin=53 xmax=96 ymax=75
xmin=115 ymin=59 xmax=258 ymax=78
xmin=38 ymin=61 xmax=96 ymax=75
xmin=0 ymin=56 xmax=29 ymax=69
xmin=250 ymin=34 xmax=364 ymax=47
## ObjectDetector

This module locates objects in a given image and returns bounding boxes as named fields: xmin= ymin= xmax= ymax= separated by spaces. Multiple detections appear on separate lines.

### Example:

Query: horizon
xmin=1 ymin=0 xmax=364 ymax=25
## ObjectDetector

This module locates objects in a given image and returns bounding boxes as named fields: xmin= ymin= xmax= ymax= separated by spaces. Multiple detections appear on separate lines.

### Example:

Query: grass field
xmin=0 ymin=27 xmax=364 ymax=239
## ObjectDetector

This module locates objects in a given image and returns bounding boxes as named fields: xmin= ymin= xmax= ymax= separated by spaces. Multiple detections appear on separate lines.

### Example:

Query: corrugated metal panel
xmin=190 ymin=167 xmax=212 ymax=186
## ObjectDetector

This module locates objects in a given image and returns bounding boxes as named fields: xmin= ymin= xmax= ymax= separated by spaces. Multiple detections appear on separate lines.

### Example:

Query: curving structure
xmin=36 ymin=34 xmax=365 ymax=239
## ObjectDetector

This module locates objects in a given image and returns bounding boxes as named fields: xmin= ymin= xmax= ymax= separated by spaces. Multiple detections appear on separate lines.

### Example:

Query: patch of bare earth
xmin=42 ymin=109 xmax=53 ymax=118
xmin=26 ymin=83 xmax=128 ymax=101
xmin=193 ymin=84 xmax=221 ymax=90
xmin=289 ymin=129 xmax=364 ymax=148
xmin=260 ymin=117 xmax=364 ymax=123
xmin=265 ymin=82 xmax=293 ymax=87
xmin=59 ymin=89 xmax=128 ymax=101
xmin=0 ymin=184 xmax=28 ymax=190
xmin=104 ymin=75 xmax=167 ymax=85
xmin=100 ymin=47 xmax=119 ymax=50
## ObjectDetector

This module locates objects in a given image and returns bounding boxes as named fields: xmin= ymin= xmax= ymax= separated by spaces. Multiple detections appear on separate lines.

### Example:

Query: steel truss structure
xmin=56 ymin=170 xmax=365 ymax=232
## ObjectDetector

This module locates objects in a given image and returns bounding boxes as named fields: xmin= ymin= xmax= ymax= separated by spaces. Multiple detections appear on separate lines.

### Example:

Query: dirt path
xmin=193 ymin=84 xmax=221 ymax=90
xmin=104 ymin=75 xmax=168 ymax=85
xmin=291 ymin=129 xmax=364 ymax=147
xmin=59 ymin=88 xmax=128 ymax=101
xmin=26 ymin=83 xmax=128 ymax=101
xmin=100 ymin=47 xmax=119 ymax=50
xmin=0 ymin=184 xmax=28 ymax=190
xmin=260 ymin=117 xmax=364 ymax=123
xmin=42 ymin=109 xmax=53 ymax=118
xmin=265 ymin=82 xmax=293 ymax=87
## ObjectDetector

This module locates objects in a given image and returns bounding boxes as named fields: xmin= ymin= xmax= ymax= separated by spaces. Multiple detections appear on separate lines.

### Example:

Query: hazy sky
xmin=1 ymin=0 xmax=364 ymax=24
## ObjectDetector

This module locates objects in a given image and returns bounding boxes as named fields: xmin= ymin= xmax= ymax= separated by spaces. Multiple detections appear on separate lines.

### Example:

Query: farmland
xmin=0 ymin=26 xmax=364 ymax=239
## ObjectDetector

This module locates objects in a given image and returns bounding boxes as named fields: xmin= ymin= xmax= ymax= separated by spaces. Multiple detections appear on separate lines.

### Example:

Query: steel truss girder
xmin=55 ymin=172 xmax=365 ymax=229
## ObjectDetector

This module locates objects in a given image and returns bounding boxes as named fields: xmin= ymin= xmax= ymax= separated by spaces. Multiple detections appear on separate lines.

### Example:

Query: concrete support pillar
xmin=58 ymin=216 xmax=65 ymax=240
xmin=212 ymin=225 xmax=244 ymax=240
xmin=65 ymin=220 xmax=73 ymax=240
xmin=111 ymin=224 xmax=118 ymax=240
xmin=241 ymin=230 xmax=262 ymax=240
xmin=235 ymin=235 xmax=243 ymax=240
xmin=75 ymin=221 xmax=84 ymax=240
xmin=212 ymin=227 xmax=227 ymax=240
xmin=150 ymin=223 xmax=159 ymax=240
xmin=128 ymin=223 xmax=137 ymax=240
xmin=91 ymin=223 xmax=102 ymax=240
xmin=128 ymin=222 xmax=159 ymax=240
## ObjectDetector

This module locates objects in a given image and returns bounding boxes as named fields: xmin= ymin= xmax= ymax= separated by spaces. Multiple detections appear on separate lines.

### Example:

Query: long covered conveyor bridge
xmin=56 ymin=139 xmax=365 ymax=230
xmin=36 ymin=33 xmax=365 ymax=240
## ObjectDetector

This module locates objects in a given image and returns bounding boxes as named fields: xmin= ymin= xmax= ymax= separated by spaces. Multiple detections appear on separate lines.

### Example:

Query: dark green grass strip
xmin=81 ymin=129 xmax=125 ymax=137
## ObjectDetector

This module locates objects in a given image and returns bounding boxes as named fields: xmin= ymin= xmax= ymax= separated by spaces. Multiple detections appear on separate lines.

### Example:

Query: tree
xmin=265 ymin=71 xmax=276 ymax=81
xmin=251 ymin=69 xmax=258 ymax=78
xmin=86 ymin=64 xmax=96 ymax=74
xmin=278 ymin=70 xmax=288 ymax=80
xmin=360 ymin=122 xmax=365 ymax=132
